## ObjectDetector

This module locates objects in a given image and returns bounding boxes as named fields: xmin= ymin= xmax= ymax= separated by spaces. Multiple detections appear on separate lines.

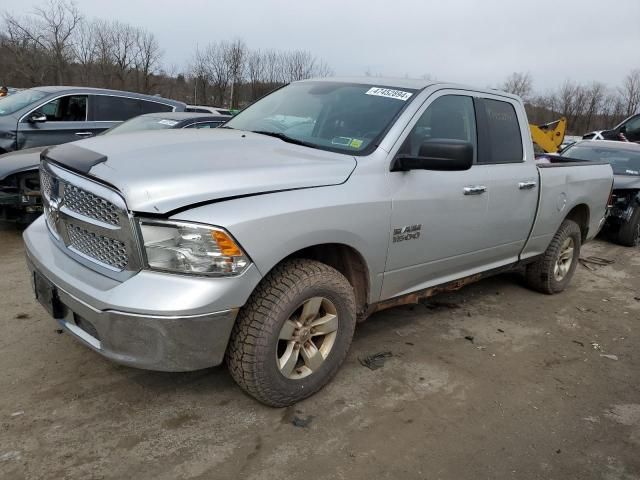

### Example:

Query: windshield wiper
xmin=250 ymin=130 xmax=318 ymax=149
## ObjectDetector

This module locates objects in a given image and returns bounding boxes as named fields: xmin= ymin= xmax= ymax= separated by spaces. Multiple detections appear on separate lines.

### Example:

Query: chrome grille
xmin=64 ymin=184 xmax=121 ymax=226
xmin=40 ymin=161 xmax=141 ymax=278
xmin=67 ymin=224 xmax=128 ymax=269
xmin=40 ymin=167 xmax=54 ymax=198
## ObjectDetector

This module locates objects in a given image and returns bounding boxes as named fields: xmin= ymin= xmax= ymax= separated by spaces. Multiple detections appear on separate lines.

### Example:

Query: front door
xmin=17 ymin=94 xmax=94 ymax=149
xmin=382 ymin=92 xmax=493 ymax=300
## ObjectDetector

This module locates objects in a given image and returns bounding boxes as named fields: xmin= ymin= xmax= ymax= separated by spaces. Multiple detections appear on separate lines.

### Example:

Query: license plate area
xmin=33 ymin=271 xmax=66 ymax=318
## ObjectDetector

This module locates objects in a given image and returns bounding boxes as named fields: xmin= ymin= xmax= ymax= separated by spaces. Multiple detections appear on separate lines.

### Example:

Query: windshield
xmin=0 ymin=89 xmax=48 ymax=116
xmin=562 ymin=144 xmax=640 ymax=176
xmin=225 ymin=82 xmax=417 ymax=154
xmin=103 ymin=115 xmax=179 ymax=135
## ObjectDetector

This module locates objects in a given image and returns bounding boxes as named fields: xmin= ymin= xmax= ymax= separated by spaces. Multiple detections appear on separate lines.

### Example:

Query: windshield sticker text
xmin=158 ymin=119 xmax=178 ymax=126
xmin=366 ymin=87 xmax=413 ymax=101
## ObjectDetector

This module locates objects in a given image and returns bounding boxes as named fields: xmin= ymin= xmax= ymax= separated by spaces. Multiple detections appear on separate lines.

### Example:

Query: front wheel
xmin=525 ymin=219 xmax=582 ymax=294
xmin=226 ymin=259 xmax=356 ymax=407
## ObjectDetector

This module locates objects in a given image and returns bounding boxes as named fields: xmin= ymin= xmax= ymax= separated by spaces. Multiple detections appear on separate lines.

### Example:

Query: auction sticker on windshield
xmin=158 ymin=119 xmax=179 ymax=126
xmin=365 ymin=87 xmax=413 ymax=101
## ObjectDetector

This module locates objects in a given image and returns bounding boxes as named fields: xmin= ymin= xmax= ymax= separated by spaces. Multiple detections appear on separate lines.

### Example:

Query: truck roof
xmin=298 ymin=76 xmax=521 ymax=101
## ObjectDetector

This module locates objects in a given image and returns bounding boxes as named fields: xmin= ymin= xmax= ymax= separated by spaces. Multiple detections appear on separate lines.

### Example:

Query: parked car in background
xmin=0 ymin=112 xmax=228 ymax=225
xmin=24 ymin=77 xmax=613 ymax=406
xmin=560 ymin=140 xmax=640 ymax=246
xmin=0 ymin=87 xmax=186 ymax=154
xmin=583 ymin=113 xmax=640 ymax=143
xmin=559 ymin=135 xmax=582 ymax=151
xmin=186 ymin=105 xmax=233 ymax=116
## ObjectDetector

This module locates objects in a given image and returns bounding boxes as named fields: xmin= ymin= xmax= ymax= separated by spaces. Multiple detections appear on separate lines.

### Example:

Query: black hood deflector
xmin=42 ymin=143 xmax=107 ymax=175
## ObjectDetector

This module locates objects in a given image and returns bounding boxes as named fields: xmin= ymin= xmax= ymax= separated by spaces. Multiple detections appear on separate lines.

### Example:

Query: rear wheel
xmin=616 ymin=206 xmax=640 ymax=247
xmin=226 ymin=259 xmax=356 ymax=407
xmin=525 ymin=219 xmax=581 ymax=294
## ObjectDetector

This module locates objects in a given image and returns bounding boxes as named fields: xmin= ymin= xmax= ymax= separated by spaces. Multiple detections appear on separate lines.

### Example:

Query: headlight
xmin=137 ymin=219 xmax=250 ymax=276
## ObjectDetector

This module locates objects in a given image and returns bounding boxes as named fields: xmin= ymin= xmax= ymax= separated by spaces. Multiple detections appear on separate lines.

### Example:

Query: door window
xmin=92 ymin=96 xmax=172 ymax=121
xmin=399 ymin=95 xmax=477 ymax=160
xmin=39 ymin=95 xmax=87 ymax=121
xmin=477 ymin=99 xmax=523 ymax=164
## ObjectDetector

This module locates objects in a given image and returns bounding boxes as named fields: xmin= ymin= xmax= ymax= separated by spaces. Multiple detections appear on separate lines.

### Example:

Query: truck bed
xmin=520 ymin=160 xmax=614 ymax=260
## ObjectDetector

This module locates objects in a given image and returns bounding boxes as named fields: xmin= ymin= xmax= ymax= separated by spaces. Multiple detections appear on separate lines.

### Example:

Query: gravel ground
xmin=0 ymin=225 xmax=639 ymax=480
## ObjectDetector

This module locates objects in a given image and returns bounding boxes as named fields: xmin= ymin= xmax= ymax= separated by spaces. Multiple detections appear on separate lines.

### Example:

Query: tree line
xmin=501 ymin=71 xmax=640 ymax=134
xmin=0 ymin=0 xmax=332 ymax=107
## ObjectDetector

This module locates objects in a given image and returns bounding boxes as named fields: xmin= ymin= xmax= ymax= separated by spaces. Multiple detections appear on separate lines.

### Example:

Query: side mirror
xmin=619 ymin=125 xmax=627 ymax=134
xmin=28 ymin=111 xmax=47 ymax=123
xmin=391 ymin=139 xmax=474 ymax=172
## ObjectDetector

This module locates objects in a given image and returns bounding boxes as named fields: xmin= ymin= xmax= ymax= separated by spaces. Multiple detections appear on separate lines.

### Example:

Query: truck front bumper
xmin=23 ymin=216 xmax=262 ymax=371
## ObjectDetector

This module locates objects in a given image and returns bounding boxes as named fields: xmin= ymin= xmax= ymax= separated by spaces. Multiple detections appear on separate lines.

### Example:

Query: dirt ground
xmin=0 ymin=225 xmax=639 ymax=480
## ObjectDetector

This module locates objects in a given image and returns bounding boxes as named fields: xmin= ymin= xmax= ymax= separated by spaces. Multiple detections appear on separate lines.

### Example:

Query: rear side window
xmin=477 ymin=99 xmax=523 ymax=164
xmin=139 ymin=100 xmax=173 ymax=114
xmin=92 ymin=96 xmax=172 ymax=121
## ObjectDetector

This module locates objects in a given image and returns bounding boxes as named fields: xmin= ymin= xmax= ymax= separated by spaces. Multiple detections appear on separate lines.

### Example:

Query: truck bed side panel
xmin=520 ymin=163 xmax=613 ymax=259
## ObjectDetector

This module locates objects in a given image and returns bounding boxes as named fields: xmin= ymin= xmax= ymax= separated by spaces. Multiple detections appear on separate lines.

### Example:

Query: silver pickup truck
xmin=24 ymin=78 xmax=613 ymax=406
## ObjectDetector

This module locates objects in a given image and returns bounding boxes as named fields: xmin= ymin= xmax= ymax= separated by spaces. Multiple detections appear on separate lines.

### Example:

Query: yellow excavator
xmin=529 ymin=117 xmax=567 ymax=153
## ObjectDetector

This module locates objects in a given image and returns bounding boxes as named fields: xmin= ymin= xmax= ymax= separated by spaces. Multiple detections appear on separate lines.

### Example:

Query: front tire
xmin=226 ymin=259 xmax=356 ymax=407
xmin=616 ymin=206 xmax=640 ymax=247
xmin=525 ymin=219 xmax=582 ymax=294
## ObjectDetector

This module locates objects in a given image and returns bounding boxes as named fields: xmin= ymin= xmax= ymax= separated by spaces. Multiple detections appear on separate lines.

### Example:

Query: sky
xmin=2 ymin=0 xmax=639 ymax=92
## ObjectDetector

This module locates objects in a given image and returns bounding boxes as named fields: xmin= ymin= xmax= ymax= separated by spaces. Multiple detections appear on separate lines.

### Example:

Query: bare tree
xmin=204 ymin=42 xmax=232 ymax=106
xmin=501 ymin=72 xmax=533 ymax=101
xmin=619 ymin=69 xmax=640 ymax=117
xmin=246 ymin=50 xmax=266 ymax=99
xmin=72 ymin=19 xmax=96 ymax=83
xmin=92 ymin=19 xmax=115 ymax=87
xmin=2 ymin=0 xmax=81 ymax=84
xmin=224 ymin=39 xmax=247 ymax=108
xmin=134 ymin=28 xmax=162 ymax=93
xmin=109 ymin=21 xmax=137 ymax=89
xmin=582 ymin=82 xmax=606 ymax=132
xmin=1 ymin=22 xmax=50 ymax=85
xmin=283 ymin=50 xmax=317 ymax=82
xmin=189 ymin=46 xmax=209 ymax=104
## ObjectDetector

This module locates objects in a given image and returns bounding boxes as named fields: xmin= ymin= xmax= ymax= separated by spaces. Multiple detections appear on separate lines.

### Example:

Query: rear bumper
xmin=24 ymin=216 xmax=262 ymax=371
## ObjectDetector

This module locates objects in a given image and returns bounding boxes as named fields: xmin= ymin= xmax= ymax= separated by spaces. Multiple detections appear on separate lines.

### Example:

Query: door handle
xmin=518 ymin=181 xmax=537 ymax=190
xmin=463 ymin=185 xmax=487 ymax=195
xmin=74 ymin=132 xmax=93 ymax=137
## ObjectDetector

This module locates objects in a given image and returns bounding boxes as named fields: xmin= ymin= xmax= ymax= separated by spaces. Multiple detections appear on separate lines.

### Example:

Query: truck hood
xmin=0 ymin=146 xmax=45 ymax=181
xmin=44 ymin=129 xmax=357 ymax=214
xmin=613 ymin=174 xmax=640 ymax=190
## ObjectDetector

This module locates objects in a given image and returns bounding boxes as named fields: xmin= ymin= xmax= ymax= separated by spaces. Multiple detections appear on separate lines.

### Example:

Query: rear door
xmin=472 ymin=96 xmax=539 ymax=263
xmin=17 ymin=94 xmax=91 ymax=148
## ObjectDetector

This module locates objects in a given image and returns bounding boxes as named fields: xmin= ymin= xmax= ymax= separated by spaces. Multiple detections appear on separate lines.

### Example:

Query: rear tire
xmin=616 ymin=206 xmax=640 ymax=247
xmin=525 ymin=219 xmax=581 ymax=294
xmin=226 ymin=259 xmax=356 ymax=407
